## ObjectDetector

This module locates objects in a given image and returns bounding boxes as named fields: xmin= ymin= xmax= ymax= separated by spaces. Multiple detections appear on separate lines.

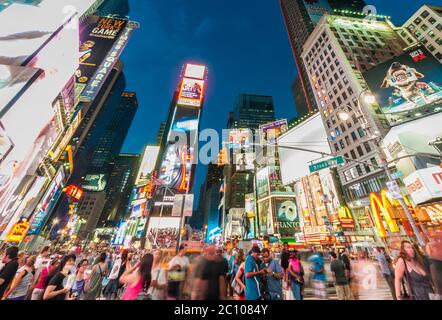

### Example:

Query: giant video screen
xmin=364 ymin=46 xmax=442 ymax=126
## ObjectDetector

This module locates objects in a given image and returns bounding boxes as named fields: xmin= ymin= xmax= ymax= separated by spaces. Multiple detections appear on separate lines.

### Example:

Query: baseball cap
xmin=251 ymin=246 xmax=261 ymax=254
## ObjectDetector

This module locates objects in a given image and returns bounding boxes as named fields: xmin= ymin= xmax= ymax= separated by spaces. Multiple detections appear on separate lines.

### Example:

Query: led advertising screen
xmin=184 ymin=64 xmax=206 ymax=80
xmin=274 ymin=197 xmax=300 ymax=238
xmin=158 ymin=144 xmax=195 ymax=193
xmin=27 ymin=168 xmax=65 ymax=235
xmin=227 ymin=129 xmax=252 ymax=149
xmin=75 ymin=16 xmax=128 ymax=100
xmin=364 ymin=47 xmax=442 ymax=126
xmin=130 ymin=199 xmax=147 ymax=219
xmin=136 ymin=146 xmax=160 ymax=186
xmin=177 ymin=77 xmax=205 ymax=107
xmin=259 ymin=119 xmax=288 ymax=145
xmin=168 ymin=106 xmax=200 ymax=147
xmin=278 ymin=113 xmax=331 ymax=185
xmin=82 ymin=174 xmax=107 ymax=192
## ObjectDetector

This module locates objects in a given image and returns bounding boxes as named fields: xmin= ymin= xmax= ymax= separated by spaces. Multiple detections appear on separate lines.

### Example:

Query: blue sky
xmin=120 ymin=0 xmax=437 ymax=202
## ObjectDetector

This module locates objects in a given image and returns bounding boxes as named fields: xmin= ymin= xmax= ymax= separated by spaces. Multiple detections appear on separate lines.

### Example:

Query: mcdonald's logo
xmin=370 ymin=190 xmax=403 ymax=238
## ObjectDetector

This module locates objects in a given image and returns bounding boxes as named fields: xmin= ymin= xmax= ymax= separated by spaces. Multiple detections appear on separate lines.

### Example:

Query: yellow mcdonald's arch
xmin=370 ymin=191 xmax=400 ymax=238
xmin=338 ymin=206 xmax=353 ymax=220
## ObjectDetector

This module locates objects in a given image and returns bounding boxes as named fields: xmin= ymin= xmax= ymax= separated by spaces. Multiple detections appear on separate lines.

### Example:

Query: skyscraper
xmin=279 ymin=0 xmax=366 ymax=113
xmin=229 ymin=94 xmax=276 ymax=131
xmin=98 ymin=153 xmax=141 ymax=227
xmin=291 ymin=78 xmax=310 ymax=118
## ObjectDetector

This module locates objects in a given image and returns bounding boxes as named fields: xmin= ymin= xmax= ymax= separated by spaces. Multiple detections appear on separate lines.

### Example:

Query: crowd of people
xmin=0 ymin=239 xmax=441 ymax=301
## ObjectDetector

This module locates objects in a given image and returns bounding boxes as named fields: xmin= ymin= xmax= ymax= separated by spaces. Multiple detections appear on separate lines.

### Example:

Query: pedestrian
xmin=280 ymin=242 xmax=290 ymax=284
xmin=120 ymin=253 xmax=153 ymax=300
xmin=17 ymin=251 xmax=26 ymax=269
xmin=34 ymin=246 xmax=50 ymax=271
xmin=192 ymin=244 xmax=226 ymax=300
xmin=330 ymin=252 xmax=353 ymax=300
xmin=2 ymin=255 xmax=36 ymax=300
xmin=83 ymin=252 xmax=108 ymax=300
xmin=339 ymin=248 xmax=352 ymax=283
xmin=394 ymin=240 xmax=434 ymax=300
xmin=426 ymin=235 xmax=442 ymax=298
xmin=104 ymin=250 xmax=128 ymax=300
xmin=375 ymin=247 xmax=396 ymax=299
xmin=232 ymin=249 xmax=246 ymax=300
xmin=0 ymin=246 xmax=19 ymax=299
xmin=71 ymin=259 xmax=88 ymax=300
xmin=244 ymin=246 xmax=265 ymax=300
xmin=147 ymin=249 xmax=167 ymax=300
xmin=224 ymin=248 xmax=235 ymax=297
xmin=287 ymin=250 xmax=304 ymax=300
xmin=309 ymin=248 xmax=327 ymax=300
xmin=260 ymin=248 xmax=283 ymax=300
xmin=167 ymin=245 xmax=189 ymax=300
xmin=31 ymin=255 xmax=60 ymax=300
xmin=43 ymin=253 xmax=76 ymax=300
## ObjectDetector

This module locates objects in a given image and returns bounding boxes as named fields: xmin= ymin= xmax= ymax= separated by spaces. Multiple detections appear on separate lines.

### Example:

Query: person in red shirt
xmin=30 ymin=256 xmax=60 ymax=300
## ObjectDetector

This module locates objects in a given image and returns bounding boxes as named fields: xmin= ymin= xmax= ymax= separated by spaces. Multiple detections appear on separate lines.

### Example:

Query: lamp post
xmin=337 ymin=90 xmax=427 ymax=248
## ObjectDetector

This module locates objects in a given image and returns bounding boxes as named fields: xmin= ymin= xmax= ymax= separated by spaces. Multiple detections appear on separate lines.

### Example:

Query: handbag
xmin=231 ymin=276 xmax=244 ymax=295
xmin=400 ymin=258 xmax=415 ymax=300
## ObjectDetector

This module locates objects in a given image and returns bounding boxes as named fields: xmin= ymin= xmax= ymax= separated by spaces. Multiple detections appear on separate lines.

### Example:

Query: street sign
xmin=309 ymin=156 xmax=344 ymax=173
xmin=386 ymin=181 xmax=402 ymax=199
xmin=391 ymin=171 xmax=404 ymax=180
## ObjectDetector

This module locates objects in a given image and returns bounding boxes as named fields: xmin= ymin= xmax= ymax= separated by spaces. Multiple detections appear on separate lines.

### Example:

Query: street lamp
xmin=341 ymin=89 xmax=427 ymax=248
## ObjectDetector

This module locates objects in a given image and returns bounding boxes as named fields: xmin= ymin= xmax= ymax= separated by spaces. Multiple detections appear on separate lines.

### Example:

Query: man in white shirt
xmin=168 ymin=245 xmax=189 ymax=299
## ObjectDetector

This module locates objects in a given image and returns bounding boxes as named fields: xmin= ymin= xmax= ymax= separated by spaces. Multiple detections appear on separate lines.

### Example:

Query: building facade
xmin=300 ymin=14 xmax=407 ymax=219
xmin=399 ymin=5 xmax=442 ymax=63
xmin=279 ymin=0 xmax=367 ymax=115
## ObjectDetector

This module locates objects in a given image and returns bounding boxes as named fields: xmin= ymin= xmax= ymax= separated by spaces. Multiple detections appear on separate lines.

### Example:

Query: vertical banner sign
xmin=75 ymin=16 xmax=129 ymax=101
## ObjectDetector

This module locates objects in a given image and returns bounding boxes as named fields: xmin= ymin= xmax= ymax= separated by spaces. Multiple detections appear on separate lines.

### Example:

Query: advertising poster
xmin=177 ymin=78 xmax=205 ymax=107
xmin=82 ymin=174 xmax=107 ymax=192
xmin=382 ymin=112 xmax=442 ymax=178
xmin=112 ymin=221 xmax=127 ymax=246
xmin=245 ymin=193 xmax=257 ymax=239
xmin=268 ymin=165 xmax=294 ymax=195
xmin=184 ymin=64 xmax=206 ymax=80
xmin=256 ymin=167 xmax=269 ymax=200
xmin=259 ymin=119 xmax=288 ymax=145
xmin=130 ymin=199 xmax=147 ymax=219
xmin=75 ymin=16 xmax=128 ymax=100
xmin=274 ymin=197 xmax=300 ymax=238
xmin=27 ymin=169 xmax=65 ymax=235
xmin=364 ymin=47 xmax=442 ymax=126
xmin=258 ymin=200 xmax=273 ymax=235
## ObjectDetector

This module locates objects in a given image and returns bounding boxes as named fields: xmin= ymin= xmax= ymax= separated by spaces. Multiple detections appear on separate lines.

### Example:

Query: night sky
xmin=120 ymin=0 xmax=437 ymax=204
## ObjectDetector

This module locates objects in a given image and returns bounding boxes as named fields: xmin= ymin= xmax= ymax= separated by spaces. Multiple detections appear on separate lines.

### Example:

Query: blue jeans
xmin=291 ymin=281 xmax=303 ymax=300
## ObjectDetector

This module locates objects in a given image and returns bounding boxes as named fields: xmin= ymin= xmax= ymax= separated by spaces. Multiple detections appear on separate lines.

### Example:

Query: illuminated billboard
xmin=184 ymin=64 xmax=206 ymax=80
xmin=136 ymin=146 xmax=160 ymax=186
xmin=364 ymin=47 xmax=442 ymax=126
xmin=274 ymin=197 xmax=301 ymax=238
xmin=259 ymin=119 xmax=288 ymax=145
xmin=27 ymin=168 xmax=65 ymax=235
xmin=76 ymin=16 xmax=128 ymax=100
xmin=80 ymin=20 xmax=137 ymax=102
xmin=130 ymin=199 xmax=147 ymax=219
xmin=168 ymin=106 xmax=200 ymax=146
xmin=278 ymin=113 xmax=331 ymax=185
xmin=177 ymin=78 xmax=205 ymax=107
xmin=258 ymin=200 xmax=273 ymax=235
xmin=0 ymin=65 xmax=43 ymax=117
xmin=82 ymin=174 xmax=107 ymax=192
xmin=158 ymin=144 xmax=194 ymax=193
xmin=382 ymin=112 xmax=442 ymax=178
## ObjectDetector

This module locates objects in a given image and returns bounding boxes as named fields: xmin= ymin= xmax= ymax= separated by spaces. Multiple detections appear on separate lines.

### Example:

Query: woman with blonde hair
xmin=2 ymin=255 xmax=36 ymax=300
